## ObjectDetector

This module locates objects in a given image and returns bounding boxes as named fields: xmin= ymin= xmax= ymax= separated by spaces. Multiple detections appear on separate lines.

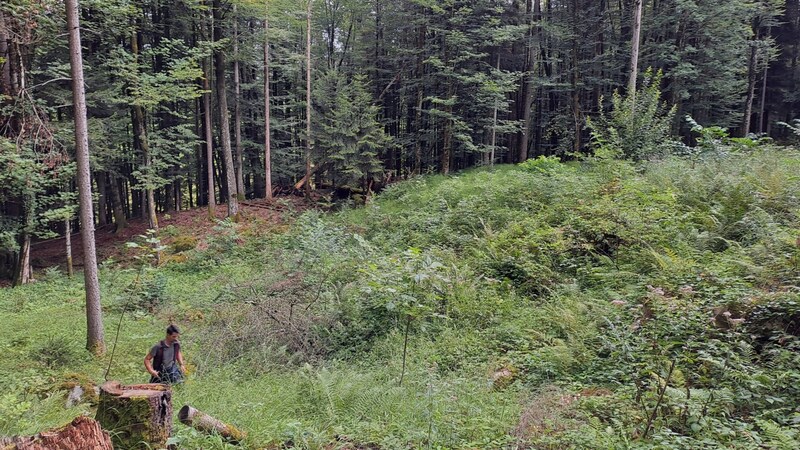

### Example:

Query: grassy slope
xmin=2 ymin=149 xmax=800 ymax=449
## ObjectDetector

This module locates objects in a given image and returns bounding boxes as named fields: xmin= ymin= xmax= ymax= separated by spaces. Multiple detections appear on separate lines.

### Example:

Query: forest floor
xmin=27 ymin=196 xmax=309 ymax=271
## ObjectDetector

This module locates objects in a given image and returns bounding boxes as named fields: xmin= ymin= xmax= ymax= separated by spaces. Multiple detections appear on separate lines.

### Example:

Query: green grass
xmin=3 ymin=148 xmax=800 ymax=448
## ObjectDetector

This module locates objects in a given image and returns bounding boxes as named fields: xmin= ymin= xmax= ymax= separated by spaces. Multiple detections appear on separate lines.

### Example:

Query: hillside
xmin=2 ymin=149 xmax=800 ymax=449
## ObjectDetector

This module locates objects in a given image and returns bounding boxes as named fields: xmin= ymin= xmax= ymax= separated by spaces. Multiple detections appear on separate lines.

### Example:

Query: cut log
xmin=95 ymin=381 xmax=172 ymax=450
xmin=0 ymin=416 xmax=112 ymax=450
xmin=178 ymin=404 xmax=246 ymax=443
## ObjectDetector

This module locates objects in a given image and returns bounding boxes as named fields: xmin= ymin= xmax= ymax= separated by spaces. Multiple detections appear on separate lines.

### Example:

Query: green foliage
xmin=313 ymin=71 xmax=392 ymax=189
xmin=31 ymin=336 xmax=81 ymax=369
xmin=587 ymin=69 xmax=678 ymax=160
xmin=5 ymin=145 xmax=800 ymax=448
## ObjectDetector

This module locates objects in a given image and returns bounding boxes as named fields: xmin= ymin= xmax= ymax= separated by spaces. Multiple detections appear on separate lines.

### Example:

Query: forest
xmin=2 ymin=0 xmax=800 ymax=449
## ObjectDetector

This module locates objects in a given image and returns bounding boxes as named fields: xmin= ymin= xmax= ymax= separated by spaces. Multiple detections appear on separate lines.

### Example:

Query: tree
xmin=305 ymin=0 xmax=313 ymax=197
xmin=264 ymin=0 xmax=273 ymax=200
xmin=628 ymin=0 xmax=643 ymax=100
xmin=65 ymin=0 xmax=105 ymax=355
xmin=313 ymin=71 xmax=391 ymax=190
xmin=213 ymin=0 xmax=240 ymax=217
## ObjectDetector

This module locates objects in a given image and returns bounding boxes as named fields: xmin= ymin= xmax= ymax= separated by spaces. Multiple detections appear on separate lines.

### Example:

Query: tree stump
xmin=95 ymin=381 xmax=172 ymax=450
xmin=0 ymin=416 xmax=112 ymax=450
xmin=178 ymin=405 xmax=246 ymax=443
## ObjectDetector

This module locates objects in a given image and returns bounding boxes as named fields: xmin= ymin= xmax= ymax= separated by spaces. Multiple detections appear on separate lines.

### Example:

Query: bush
xmin=587 ymin=69 xmax=677 ymax=160
xmin=31 ymin=336 xmax=80 ymax=369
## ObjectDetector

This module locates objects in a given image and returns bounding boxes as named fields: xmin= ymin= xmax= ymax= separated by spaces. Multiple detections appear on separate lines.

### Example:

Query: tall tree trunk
xmin=629 ymin=0 xmax=643 ymax=100
xmin=95 ymin=172 xmax=108 ymax=226
xmin=203 ymin=57 xmax=216 ymax=217
xmin=110 ymin=176 xmax=128 ymax=232
xmin=213 ymin=0 xmax=239 ymax=217
xmin=518 ymin=0 xmax=537 ymax=163
xmin=742 ymin=37 xmax=759 ymax=136
xmin=491 ymin=56 xmax=499 ymax=168
xmin=758 ymin=42 xmax=769 ymax=134
xmin=0 ymin=10 xmax=10 ymax=98
xmin=571 ymin=0 xmax=582 ymax=153
xmin=14 ymin=231 xmax=32 ymax=286
xmin=66 ymin=0 xmax=105 ymax=355
xmin=232 ymin=5 xmax=245 ymax=200
xmin=131 ymin=30 xmax=158 ymax=230
xmin=65 ymin=218 xmax=74 ymax=277
xmin=413 ymin=23 xmax=425 ymax=175
xmin=264 ymin=2 xmax=273 ymax=200
xmin=305 ymin=0 xmax=313 ymax=198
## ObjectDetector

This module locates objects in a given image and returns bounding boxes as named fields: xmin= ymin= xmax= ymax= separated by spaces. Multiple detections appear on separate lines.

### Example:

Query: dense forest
xmin=2 ymin=0 xmax=800 ymax=283
xmin=2 ymin=0 xmax=800 ymax=449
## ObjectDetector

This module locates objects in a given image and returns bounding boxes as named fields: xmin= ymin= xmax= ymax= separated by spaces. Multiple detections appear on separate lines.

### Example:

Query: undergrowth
xmin=2 ymin=147 xmax=800 ymax=448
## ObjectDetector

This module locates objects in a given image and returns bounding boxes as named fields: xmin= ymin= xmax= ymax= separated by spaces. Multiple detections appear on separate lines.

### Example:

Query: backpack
xmin=153 ymin=340 xmax=180 ymax=372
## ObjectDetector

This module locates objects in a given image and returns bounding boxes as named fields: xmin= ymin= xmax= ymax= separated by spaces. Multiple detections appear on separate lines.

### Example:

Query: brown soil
xmin=27 ymin=197 xmax=309 ymax=272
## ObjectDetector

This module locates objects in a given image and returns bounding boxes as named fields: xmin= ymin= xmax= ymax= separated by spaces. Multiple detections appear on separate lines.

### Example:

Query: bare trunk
xmin=629 ymin=0 xmax=643 ymax=100
xmin=66 ymin=0 xmax=106 ymax=355
xmin=13 ymin=232 xmax=31 ymax=286
xmin=742 ymin=41 xmax=758 ymax=136
xmin=518 ymin=0 xmax=537 ymax=163
xmin=203 ymin=58 xmax=216 ymax=217
xmin=232 ymin=5 xmax=245 ymax=200
xmin=96 ymin=172 xmax=108 ymax=226
xmin=758 ymin=56 xmax=769 ymax=134
xmin=66 ymin=218 xmax=74 ymax=277
xmin=213 ymin=0 xmax=239 ymax=217
xmin=264 ymin=4 xmax=273 ymax=200
xmin=110 ymin=176 xmax=128 ymax=232
xmin=131 ymin=31 xmax=158 ymax=230
xmin=0 ymin=11 xmax=10 ymax=98
xmin=491 ymin=57 xmax=499 ymax=168
xmin=305 ymin=0 xmax=313 ymax=198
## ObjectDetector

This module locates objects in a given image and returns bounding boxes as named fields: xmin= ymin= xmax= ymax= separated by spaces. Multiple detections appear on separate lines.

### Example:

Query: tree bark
xmin=232 ymin=5 xmax=245 ymax=200
xmin=96 ymin=172 xmax=108 ymax=226
xmin=178 ymin=405 xmax=246 ymax=443
xmin=110 ymin=175 xmax=128 ymax=232
xmin=13 ymin=231 xmax=31 ymax=286
xmin=0 ymin=416 xmax=112 ymax=450
xmin=0 ymin=10 xmax=11 ymax=99
xmin=629 ymin=0 xmax=643 ymax=99
xmin=742 ymin=38 xmax=759 ymax=136
xmin=213 ymin=0 xmax=239 ymax=217
xmin=264 ymin=3 xmax=273 ymax=200
xmin=203 ymin=57 xmax=216 ymax=218
xmin=95 ymin=382 xmax=172 ymax=450
xmin=131 ymin=30 xmax=158 ymax=230
xmin=65 ymin=218 xmax=74 ymax=277
xmin=305 ymin=0 xmax=313 ymax=198
xmin=66 ymin=0 xmax=105 ymax=355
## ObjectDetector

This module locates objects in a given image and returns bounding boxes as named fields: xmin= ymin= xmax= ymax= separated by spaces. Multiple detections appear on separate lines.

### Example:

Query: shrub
xmin=587 ymin=69 xmax=677 ymax=160
xmin=31 ymin=336 xmax=80 ymax=369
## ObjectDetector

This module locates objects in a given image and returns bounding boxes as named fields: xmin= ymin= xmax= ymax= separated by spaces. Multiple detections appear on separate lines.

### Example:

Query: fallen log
xmin=178 ymin=404 xmax=246 ymax=443
xmin=95 ymin=381 xmax=172 ymax=450
xmin=0 ymin=416 xmax=112 ymax=450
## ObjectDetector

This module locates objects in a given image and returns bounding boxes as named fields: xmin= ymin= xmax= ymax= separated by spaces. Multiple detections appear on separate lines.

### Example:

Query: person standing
xmin=144 ymin=324 xmax=186 ymax=384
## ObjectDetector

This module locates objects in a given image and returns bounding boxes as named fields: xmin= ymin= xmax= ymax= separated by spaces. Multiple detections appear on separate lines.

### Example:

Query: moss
xmin=95 ymin=384 xmax=171 ymax=450
xmin=60 ymin=372 xmax=99 ymax=405
xmin=170 ymin=235 xmax=198 ymax=253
